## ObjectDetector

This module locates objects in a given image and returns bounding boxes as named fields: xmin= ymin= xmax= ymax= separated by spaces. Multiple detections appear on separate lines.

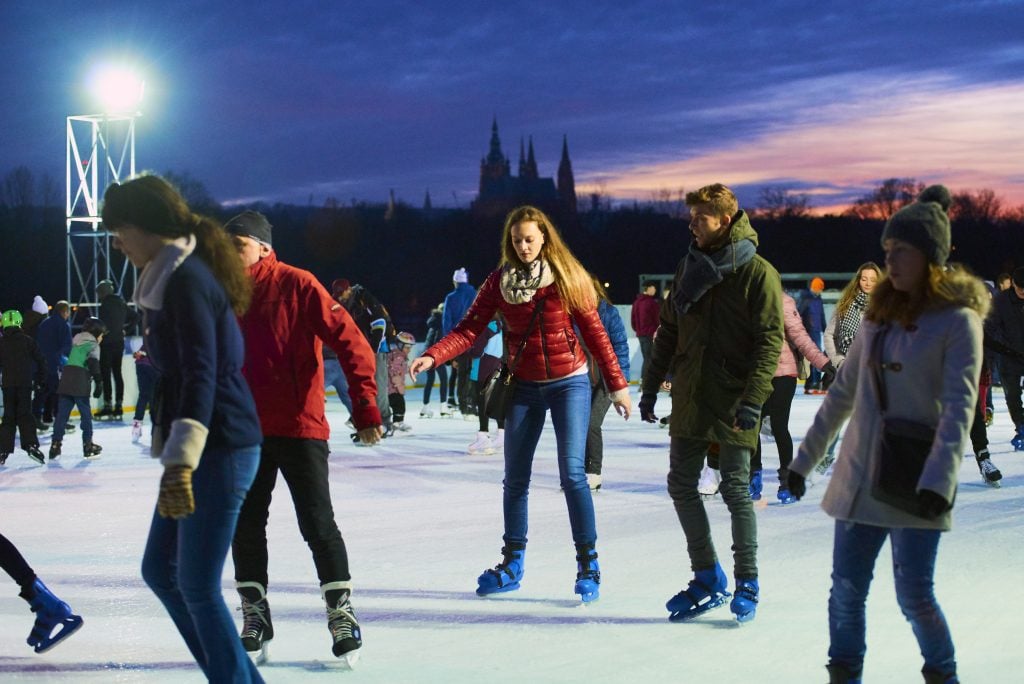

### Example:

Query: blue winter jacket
xmin=597 ymin=300 xmax=630 ymax=380
xmin=143 ymin=255 xmax=262 ymax=451
xmin=35 ymin=313 xmax=72 ymax=375
xmin=442 ymin=282 xmax=477 ymax=336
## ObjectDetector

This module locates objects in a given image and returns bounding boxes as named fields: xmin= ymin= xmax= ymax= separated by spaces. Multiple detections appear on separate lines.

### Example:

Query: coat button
xmin=890 ymin=362 xmax=903 ymax=371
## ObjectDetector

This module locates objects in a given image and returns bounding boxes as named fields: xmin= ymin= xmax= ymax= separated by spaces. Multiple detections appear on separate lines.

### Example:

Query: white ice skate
xmin=698 ymin=465 xmax=720 ymax=499
xmin=468 ymin=432 xmax=495 ymax=455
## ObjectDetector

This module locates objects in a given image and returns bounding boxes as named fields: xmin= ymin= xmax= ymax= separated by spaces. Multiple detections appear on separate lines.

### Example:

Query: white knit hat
xmin=31 ymin=295 xmax=48 ymax=315
xmin=453 ymin=267 xmax=468 ymax=284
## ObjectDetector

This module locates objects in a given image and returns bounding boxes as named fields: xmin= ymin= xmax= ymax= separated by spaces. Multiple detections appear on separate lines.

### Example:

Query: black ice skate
xmin=94 ymin=404 xmax=114 ymax=420
xmin=26 ymin=446 xmax=45 ymax=465
xmin=237 ymin=582 xmax=273 ymax=664
xmin=976 ymin=450 xmax=1002 ymax=486
xmin=322 ymin=581 xmax=361 ymax=669
xmin=82 ymin=442 xmax=102 ymax=460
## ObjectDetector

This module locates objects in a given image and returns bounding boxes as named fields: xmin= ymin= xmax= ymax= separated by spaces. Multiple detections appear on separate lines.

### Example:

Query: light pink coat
xmin=777 ymin=293 xmax=830 ymax=377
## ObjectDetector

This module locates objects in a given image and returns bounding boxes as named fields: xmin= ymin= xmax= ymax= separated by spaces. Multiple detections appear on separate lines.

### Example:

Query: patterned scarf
xmin=500 ymin=259 xmax=555 ymax=304
xmin=835 ymin=290 xmax=869 ymax=355
xmin=672 ymin=238 xmax=757 ymax=315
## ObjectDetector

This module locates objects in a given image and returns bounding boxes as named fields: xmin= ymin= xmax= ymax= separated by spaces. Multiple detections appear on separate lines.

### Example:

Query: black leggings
xmin=753 ymin=376 xmax=798 ymax=482
xmin=0 ymin=532 xmax=36 ymax=591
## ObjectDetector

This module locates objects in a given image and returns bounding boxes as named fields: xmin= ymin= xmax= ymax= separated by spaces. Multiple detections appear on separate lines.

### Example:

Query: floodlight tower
xmin=66 ymin=65 xmax=143 ymax=316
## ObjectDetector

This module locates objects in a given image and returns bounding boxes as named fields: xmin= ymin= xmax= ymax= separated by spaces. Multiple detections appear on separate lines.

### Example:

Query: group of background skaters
xmin=0 ymin=177 xmax=1018 ymax=683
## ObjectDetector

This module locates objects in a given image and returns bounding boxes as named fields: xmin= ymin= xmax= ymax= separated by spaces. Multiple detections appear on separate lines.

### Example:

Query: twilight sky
xmin=3 ymin=0 xmax=1023 ymax=212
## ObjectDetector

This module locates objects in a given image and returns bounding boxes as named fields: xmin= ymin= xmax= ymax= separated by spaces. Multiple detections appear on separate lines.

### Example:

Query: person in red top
xmin=410 ymin=205 xmax=631 ymax=604
xmin=631 ymin=280 xmax=660 ymax=386
xmin=225 ymin=211 xmax=381 ymax=668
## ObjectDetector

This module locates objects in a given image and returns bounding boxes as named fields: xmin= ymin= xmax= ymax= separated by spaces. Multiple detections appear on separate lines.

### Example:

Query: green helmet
xmin=1 ymin=309 xmax=23 ymax=328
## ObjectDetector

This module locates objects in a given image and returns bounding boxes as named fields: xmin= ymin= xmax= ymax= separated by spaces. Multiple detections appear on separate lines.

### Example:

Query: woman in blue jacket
xmin=102 ymin=174 xmax=264 ymax=683
xmin=583 ymin=276 xmax=630 ymax=490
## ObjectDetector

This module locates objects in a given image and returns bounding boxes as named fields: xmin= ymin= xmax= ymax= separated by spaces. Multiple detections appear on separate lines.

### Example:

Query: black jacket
xmin=0 ymin=327 xmax=46 ymax=388
xmin=985 ymin=289 xmax=1024 ymax=370
xmin=99 ymin=293 xmax=135 ymax=345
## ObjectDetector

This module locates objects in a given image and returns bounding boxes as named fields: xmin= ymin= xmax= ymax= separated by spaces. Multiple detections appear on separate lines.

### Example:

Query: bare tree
xmin=757 ymin=185 xmax=810 ymax=220
xmin=2 ymin=166 xmax=35 ymax=209
xmin=951 ymin=188 xmax=1003 ymax=226
xmin=162 ymin=170 xmax=220 ymax=215
xmin=38 ymin=172 xmax=61 ymax=210
xmin=845 ymin=178 xmax=924 ymax=221
xmin=648 ymin=187 xmax=687 ymax=218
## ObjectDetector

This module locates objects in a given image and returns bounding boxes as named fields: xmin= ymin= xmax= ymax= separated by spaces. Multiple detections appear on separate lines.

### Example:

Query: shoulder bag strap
xmin=507 ymin=295 xmax=547 ymax=373
xmin=870 ymin=324 xmax=890 ymax=414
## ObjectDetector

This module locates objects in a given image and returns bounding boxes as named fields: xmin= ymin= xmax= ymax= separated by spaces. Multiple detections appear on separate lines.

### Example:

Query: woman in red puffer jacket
xmin=410 ymin=205 xmax=631 ymax=604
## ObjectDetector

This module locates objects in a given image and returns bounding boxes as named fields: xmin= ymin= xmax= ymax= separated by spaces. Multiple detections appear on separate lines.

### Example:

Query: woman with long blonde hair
xmin=788 ymin=186 xmax=985 ymax=683
xmin=824 ymin=262 xmax=882 ymax=368
xmin=410 ymin=206 xmax=631 ymax=603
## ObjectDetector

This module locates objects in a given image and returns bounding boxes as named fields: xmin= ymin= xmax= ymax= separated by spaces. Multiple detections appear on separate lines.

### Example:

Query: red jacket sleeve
xmin=575 ymin=306 xmax=629 ymax=392
xmin=425 ymin=271 xmax=501 ymax=365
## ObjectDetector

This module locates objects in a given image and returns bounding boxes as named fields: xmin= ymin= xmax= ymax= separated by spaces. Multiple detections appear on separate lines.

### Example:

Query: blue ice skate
xmin=666 ymin=563 xmax=730 ymax=622
xmin=730 ymin=578 xmax=759 ymax=623
xmin=476 ymin=546 xmax=525 ymax=596
xmin=574 ymin=545 xmax=600 ymax=603
xmin=1012 ymin=426 xmax=1024 ymax=451
xmin=749 ymin=470 xmax=763 ymax=501
xmin=776 ymin=488 xmax=797 ymax=504
xmin=24 ymin=579 xmax=83 ymax=653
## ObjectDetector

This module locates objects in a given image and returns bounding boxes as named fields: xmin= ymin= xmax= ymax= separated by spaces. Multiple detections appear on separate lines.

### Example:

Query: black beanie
xmin=880 ymin=185 xmax=952 ymax=265
xmin=224 ymin=210 xmax=273 ymax=246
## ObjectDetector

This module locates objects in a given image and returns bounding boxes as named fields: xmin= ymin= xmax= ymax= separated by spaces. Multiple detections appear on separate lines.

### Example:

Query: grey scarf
xmin=500 ymin=259 xmax=554 ymax=304
xmin=672 ymin=238 xmax=757 ymax=315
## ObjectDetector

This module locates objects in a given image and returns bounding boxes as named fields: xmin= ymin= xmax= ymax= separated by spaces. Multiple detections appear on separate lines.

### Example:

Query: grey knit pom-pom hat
xmin=880 ymin=185 xmax=952 ymax=265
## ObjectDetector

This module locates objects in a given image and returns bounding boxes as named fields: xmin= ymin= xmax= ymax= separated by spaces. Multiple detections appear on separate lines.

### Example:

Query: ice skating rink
xmin=1 ymin=391 xmax=1020 ymax=682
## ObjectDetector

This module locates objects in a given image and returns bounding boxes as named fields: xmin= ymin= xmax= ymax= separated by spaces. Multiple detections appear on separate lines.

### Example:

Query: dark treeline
xmin=3 ymin=178 xmax=1023 ymax=341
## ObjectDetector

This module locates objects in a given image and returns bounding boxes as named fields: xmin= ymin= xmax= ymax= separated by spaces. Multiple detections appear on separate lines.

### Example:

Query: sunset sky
xmin=3 ymin=0 xmax=1022 ymax=212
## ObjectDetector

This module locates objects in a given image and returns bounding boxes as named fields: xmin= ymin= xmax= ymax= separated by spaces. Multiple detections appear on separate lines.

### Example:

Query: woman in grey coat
xmin=788 ymin=186 xmax=987 ymax=684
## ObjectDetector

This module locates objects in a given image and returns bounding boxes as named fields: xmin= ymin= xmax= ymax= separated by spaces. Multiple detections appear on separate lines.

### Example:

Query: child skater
xmin=49 ymin=317 xmax=105 ymax=460
xmin=0 ymin=310 xmax=47 ymax=465
xmin=387 ymin=332 xmax=416 ymax=431
xmin=132 ymin=340 xmax=157 ymax=443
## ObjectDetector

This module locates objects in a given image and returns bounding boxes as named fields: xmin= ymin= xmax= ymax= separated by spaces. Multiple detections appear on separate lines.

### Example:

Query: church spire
xmin=524 ymin=136 xmax=539 ymax=180
xmin=518 ymin=137 xmax=527 ymax=176
xmin=557 ymin=135 xmax=577 ymax=216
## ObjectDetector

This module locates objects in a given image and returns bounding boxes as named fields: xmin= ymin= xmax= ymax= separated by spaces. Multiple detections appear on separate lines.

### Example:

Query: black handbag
xmin=869 ymin=325 xmax=937 ymax=517
xmin=482 ymin=296 xmax=546 ymax=420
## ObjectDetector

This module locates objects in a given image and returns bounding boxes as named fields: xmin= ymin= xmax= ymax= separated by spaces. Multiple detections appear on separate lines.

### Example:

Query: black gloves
xmin=787 ymin=471 xmax=806 ymax=500
xmin=93 ymin=382 xmax=103 ymax=399
xmin=918 ymin=489 xmax=950 ymax=519
xmin=822 ymin=361 xmax=837 ymax=386
xmin=639 ymin=393 xmax=658 ymax=423
xmin=733 ymin=401 xmax=761 ymax=431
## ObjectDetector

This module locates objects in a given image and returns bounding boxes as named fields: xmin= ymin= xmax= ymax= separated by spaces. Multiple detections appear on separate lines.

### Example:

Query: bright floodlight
xmin=89 ymin=64 xmax=145 ymax=114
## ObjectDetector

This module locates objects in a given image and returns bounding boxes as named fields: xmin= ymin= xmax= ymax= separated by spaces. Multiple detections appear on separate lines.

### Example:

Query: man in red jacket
xmin=631 ymin=280 xmax=661 ymax=387
xmin=225 ymin=211 xmax=381 ymax=668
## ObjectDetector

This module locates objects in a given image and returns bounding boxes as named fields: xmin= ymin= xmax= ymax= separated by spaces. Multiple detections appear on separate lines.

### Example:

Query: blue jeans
xmin=323 ymin=358 xmax=353 ymax=413
xmin=53 ymin=395 xmax=93 ymax=443
xmin=142 ymin=445 xmax=263 ymax=683
xmin=422 ymin=363 xmax=448 ymax=405
xmin=829 ymin=521 xmax=955 ymax=676
xmin=502 ymin=373 xmax=594 ymax=547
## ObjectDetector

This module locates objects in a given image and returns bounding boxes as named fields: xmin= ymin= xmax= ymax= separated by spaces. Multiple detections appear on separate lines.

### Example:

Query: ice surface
xmin=1 ymin=391 xmax=1020 ymax=682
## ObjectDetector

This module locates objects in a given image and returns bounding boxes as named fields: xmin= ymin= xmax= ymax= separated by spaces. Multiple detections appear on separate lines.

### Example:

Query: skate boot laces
xmin=240 ymin=597 xmax=271 ymax=639
xmin=327 ymin=596 xmax=359 ymax=642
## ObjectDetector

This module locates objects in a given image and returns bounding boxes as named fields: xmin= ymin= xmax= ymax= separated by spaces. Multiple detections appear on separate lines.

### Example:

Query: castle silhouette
xmin=472 ymin=118 xmax=577 ymax=220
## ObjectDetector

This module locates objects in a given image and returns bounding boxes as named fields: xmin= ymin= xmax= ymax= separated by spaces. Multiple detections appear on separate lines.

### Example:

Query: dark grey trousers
xmin=668 ymin=436 xmax=758 ymax=579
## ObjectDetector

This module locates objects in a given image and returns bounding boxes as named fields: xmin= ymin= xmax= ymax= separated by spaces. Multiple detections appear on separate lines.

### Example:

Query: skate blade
xmin=985 ymin=479 xmax=1002 ymax=488
xmin=733 ymin=610 xmax=757 ymax=624
xmin=247 ymin=643 xmax=269 ymax=665
xmin=324 ymin=650 xmax=360 ymax=670
xmin=668 ymin=593 xmax=730 ymax=622
xmin=33 ymin=615 xmax=83 ymax=653
xmin=476 ymin=582 xmax=521 ymax=597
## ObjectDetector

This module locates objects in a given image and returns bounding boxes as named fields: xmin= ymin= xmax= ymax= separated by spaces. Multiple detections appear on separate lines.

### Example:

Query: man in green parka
xmin=639 ymin=183 xmax=783 ymax=623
